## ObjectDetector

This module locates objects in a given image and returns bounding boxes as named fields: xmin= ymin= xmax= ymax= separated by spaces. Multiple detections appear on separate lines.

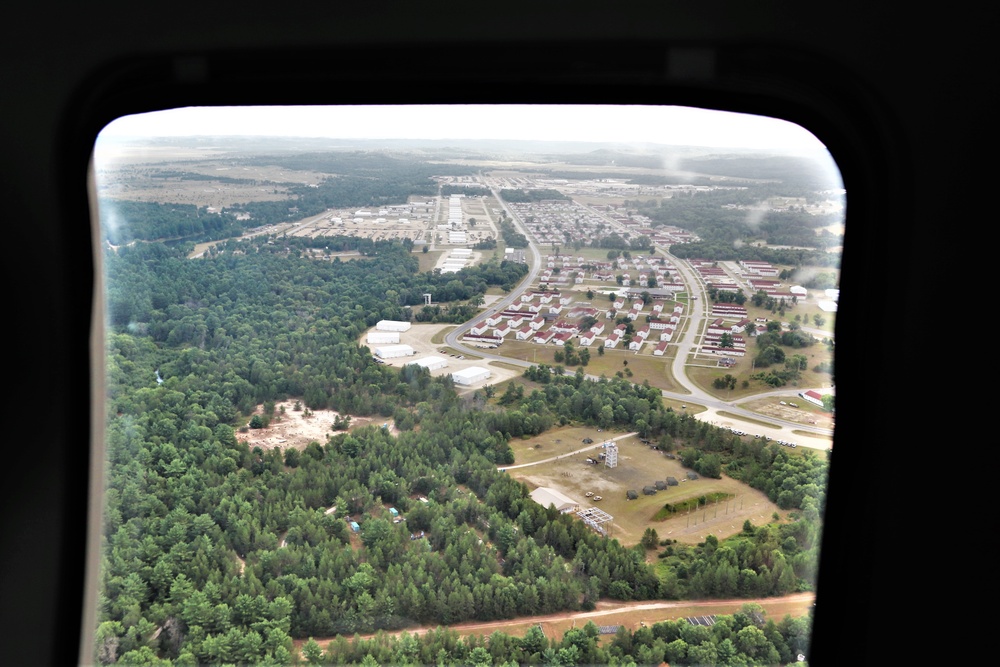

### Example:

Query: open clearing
xmin=509 ymin=429 xmax=784 ymax=547
xmin=238 ymin=399 xmax=398 ymax=452
xmin=507 ymin=425 xmax=610 ymax=465
xmin=739 ymin=396 xmax=834 ymax=430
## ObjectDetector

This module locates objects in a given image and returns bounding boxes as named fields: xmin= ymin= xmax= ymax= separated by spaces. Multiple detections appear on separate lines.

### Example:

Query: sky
xmin=97 ymin=104 xmax=829 ymax=153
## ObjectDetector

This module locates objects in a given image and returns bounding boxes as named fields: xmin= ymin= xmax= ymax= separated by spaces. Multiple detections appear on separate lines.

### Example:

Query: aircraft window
xmin=89 ymin=105 xmax=842 ymax=665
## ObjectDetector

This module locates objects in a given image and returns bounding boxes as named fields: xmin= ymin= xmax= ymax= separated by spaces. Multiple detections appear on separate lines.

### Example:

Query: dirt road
xmin=500 ymin=432 xmax=637 ymax=470
xmin=292 ymin=592 xmax=816 ymax=653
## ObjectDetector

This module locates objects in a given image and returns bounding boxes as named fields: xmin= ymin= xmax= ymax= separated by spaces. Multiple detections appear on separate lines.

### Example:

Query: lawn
xmin=415 ymin=248 xmax=446 ymax=273
xmin=684 ymin=333 xmax=834 ymax=401
xmin=492 ymin=341 xmax=686 ymax=394
xmin=430 ymin=326 xmax=456 ymax=345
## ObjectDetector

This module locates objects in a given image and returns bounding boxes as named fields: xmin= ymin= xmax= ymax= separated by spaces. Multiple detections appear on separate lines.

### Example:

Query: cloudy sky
xmin=98 ymin=104 xmax=829 ymax=153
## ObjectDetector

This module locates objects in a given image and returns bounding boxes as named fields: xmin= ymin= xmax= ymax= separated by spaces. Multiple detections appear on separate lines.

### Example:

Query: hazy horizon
xmin=96 ymin=105 xmax=831 ymax=155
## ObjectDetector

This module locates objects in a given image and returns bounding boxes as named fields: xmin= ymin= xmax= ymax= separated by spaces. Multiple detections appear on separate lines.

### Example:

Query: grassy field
xmin=508 ymin=425 xmax=610 ymax=465
xmin=508 ymin=429 xmax=783 ymax=547
xmin=493 ymin=341 xmax=686 ymax=394
xmin=430 ymin=327 xmax=456 ymax=345
xmin=684 ymin=337 xmax=834 ymax=402
xmin=415 ymin=248 xmax=446 ymax=273
xmin=488 ymin=360 xmax=529 ymax=373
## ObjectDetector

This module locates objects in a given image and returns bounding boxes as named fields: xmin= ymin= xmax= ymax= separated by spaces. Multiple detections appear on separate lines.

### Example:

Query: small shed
xmin=389 ymin=508 xmax=399 ymax=517
xmin=349 ymin=521 xmax=360 ymax=532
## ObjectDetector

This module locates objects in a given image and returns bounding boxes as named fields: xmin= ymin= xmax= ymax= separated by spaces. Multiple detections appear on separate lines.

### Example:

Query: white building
xmin=451 ymin=366 xmax=491 ymax=386
xmin=408 ymin=355 xmax=448 ymax=371
xmin=799 ymin=389 xmax=829 ymax=407
xmin=367 ymin=331 xmax=400 ymax=345
xmin=374 ymin=344 xmax=416 ymax=359
xmin=529 ymin=487 xmax=579 ymax=513
xmin=376 ymin=320 xmax=411 ymax=332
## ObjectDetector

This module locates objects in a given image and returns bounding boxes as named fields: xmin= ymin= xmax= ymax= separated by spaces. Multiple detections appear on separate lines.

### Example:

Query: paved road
xmin=444 ymin=183 xmax=542 ymax=347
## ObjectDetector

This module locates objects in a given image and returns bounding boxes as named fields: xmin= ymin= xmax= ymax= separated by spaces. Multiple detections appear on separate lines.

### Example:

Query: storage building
xmin=450 ymin=366 xmax=491 ymax=386
xmin=374 ymin=344 xmax=415 ymax=359
xmin=408 ymin=355 xmax=448 ymax=371
xmin=376 ymin=320 xmax=411 ymax=332
xmin=367 ymin=331 xmax=400 ymax=345
xmin=529 ymin=487 xmax=579 ymax=513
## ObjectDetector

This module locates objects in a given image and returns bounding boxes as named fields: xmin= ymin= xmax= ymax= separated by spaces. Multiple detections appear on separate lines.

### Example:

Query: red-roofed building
xmin=800 ymin=389 xmax=827 ymax=407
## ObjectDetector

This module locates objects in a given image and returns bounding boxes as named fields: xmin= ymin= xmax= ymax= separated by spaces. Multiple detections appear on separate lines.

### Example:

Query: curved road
xmin=443 ymin=186 xmax=833 ymax=450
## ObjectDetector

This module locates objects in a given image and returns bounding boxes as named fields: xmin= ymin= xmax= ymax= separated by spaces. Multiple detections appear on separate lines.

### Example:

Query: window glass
xmin=91 ymin=105 xmax=841 ymax=665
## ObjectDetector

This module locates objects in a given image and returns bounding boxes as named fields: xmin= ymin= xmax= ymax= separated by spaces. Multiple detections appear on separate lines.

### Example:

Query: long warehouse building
xmin=376 ymin=320 xmax=412 ymax=332
xmin=407 ymin=355 xmax=449 ymax=371
xmin=367 ymin=331 xmax=400 ymax=344
xmin=374 ymin=344 xmax=416 ymax=359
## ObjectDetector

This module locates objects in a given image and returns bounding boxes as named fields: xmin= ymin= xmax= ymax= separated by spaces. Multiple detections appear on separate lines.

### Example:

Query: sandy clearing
xmin=238 ymin=399 xmax=399 ymax=452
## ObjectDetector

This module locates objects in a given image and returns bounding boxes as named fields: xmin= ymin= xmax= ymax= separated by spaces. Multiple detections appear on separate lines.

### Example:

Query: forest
xmin=97 ymin=232 xmax=826 ymax=665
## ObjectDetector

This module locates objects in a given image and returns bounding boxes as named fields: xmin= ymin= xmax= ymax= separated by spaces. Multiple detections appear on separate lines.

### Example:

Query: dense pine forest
xmin=97 ymin=235 xmax=826 ymax=665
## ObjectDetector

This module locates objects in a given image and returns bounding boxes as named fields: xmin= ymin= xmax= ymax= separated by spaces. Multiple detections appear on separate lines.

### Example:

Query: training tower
xmin=603 ymin=441 xmax=618 ymax=469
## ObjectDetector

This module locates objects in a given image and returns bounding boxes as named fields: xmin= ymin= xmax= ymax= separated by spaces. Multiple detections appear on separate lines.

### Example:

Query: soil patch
xmin=238 ymin=400 xmax=398 ymax=452
xmin=740 ymin=397 xmax=834 ymax=429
